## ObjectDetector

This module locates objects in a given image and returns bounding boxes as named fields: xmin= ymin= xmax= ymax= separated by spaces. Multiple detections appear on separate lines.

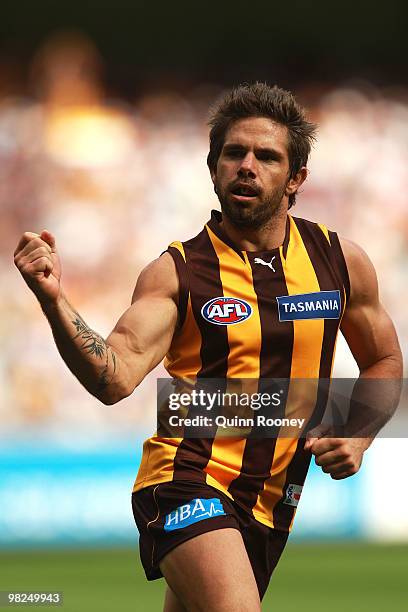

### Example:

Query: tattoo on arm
xmin=71 ymin=315 xmax=106 ymax=358
xmin=71 ymin=312 xmax=117 ymax=391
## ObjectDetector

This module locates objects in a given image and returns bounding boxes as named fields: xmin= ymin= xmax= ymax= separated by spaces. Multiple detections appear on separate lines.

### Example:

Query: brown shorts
xmin=131 ymin=480 xmax=289 ymax=600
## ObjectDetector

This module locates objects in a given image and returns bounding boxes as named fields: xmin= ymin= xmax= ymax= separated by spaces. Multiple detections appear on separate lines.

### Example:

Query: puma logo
xmin=254 ymin=256 xmax=276 ymax=272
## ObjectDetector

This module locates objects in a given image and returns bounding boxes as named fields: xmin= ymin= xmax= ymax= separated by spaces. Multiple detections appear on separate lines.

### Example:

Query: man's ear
xmin=285 ymin=167 xmax=308 ymax=196
xmin=210 ymin=168 xmax=219 ymax=194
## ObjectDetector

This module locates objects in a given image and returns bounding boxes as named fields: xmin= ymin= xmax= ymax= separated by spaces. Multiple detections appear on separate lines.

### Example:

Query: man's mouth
xmin=230 ymin=183 xmax=259 ymax=201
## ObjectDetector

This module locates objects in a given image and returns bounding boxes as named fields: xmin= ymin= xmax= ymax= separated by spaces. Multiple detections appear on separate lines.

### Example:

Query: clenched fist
xmin=14 ymin=230 xmax=62 ymax=306
xmin=304 ymin=424 xmax=370 ymax=480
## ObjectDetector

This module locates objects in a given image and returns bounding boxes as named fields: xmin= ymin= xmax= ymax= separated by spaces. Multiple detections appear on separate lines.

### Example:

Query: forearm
xmin=345 ymin=354 xmax=403 ymax=443
xmin=41 ymin=292 xmax=129 ymax=404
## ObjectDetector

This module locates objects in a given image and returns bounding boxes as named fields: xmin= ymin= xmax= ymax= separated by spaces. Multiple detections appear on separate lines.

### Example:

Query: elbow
xmin=98 ymin=392 xmax=126 ymax=406
xmin=359 ymin=351 xmax=403 ymax=379
xmin=96 ymin=355 xmax=144 ymax=404
xmin=99 ymin=394 xmax=120 ymax=406
xmin=97 ymin=380 xmax=138 ymax=405
xmin=383 ymin=352 xmax=403 ymax=378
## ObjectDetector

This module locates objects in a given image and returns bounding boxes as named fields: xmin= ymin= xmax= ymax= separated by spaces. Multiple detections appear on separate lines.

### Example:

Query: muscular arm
xmin=46 ymin=253 xmax=178 ymax=405
xmin=339 ymin=238 xmax=402 ymax=379
xmin=338 ymin=238 xmax=403 ymax=440
xmin=103 ymin=253 xmax=179 ymax=401
xmin=305 ymin=238 xmax=403 ymax=477
xmin=14 ymin=230 xmax=179 ymax=405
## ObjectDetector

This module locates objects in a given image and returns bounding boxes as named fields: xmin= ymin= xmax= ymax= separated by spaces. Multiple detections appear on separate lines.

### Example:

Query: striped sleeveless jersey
xmin=133 ymin=210 xmax=350 ymax=531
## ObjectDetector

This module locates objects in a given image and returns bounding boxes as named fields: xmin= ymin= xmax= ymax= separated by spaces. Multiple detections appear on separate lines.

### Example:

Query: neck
xmin=220 ymin=203 xmax=289 ymax=252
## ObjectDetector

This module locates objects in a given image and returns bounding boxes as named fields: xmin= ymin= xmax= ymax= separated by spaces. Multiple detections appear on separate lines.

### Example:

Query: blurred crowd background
xmin=0 ymin=1 xmax=407 ymax=551
xmin=1 ymin=29 xmax=407 ymax=441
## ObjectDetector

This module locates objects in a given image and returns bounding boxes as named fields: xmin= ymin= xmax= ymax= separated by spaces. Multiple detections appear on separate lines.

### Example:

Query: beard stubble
xmin=216 ymin=180 xmax=288 ymax=230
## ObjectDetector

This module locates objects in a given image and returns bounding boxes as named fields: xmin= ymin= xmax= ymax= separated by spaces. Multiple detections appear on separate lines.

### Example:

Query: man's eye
xmin=257 ymin=153 xmax=277 ymax=161
xmin=224 ymin=149 xmax=243 ymax=158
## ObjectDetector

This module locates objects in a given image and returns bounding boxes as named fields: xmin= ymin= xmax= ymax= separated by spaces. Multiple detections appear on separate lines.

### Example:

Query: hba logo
xmin=201 ymin=297 xmax=252 ymax=325
xmin=164 ymin=498 xmax=225 ymax=532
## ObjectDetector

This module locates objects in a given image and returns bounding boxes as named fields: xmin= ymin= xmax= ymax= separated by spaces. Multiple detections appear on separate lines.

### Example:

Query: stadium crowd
xmin=1 ymin=32 xmax=407 ymax=444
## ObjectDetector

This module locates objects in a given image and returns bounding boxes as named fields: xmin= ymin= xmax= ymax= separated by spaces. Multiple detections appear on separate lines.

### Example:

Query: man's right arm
xmin=14 ymin=230 xmax=179 ymax=405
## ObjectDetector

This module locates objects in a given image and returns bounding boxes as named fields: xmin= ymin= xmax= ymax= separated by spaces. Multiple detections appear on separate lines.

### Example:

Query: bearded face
xmin=211 ymin=117 xmax=295 ymax=229
xmin=214 ymin=175 xmax=288 ymax=230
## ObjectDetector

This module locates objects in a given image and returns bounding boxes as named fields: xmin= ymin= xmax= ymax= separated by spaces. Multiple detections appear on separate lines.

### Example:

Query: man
xmin=14 ymin=83 xmax=402 ymax=612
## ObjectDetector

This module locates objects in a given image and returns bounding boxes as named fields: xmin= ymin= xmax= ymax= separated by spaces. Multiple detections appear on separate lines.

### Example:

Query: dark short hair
xmin=207 ymin=82 xmax=317 ymax=208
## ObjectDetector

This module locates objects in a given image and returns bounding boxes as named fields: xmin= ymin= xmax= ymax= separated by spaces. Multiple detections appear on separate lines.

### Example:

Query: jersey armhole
xmin=165 ymin=245 xmax=189 ymax=330
xmin=328 ymin=230 xmax=351 ymax=302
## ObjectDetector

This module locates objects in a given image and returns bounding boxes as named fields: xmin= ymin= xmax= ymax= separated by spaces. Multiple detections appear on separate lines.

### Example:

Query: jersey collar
xmin=206 ymin=209 xmax=291 ymax=261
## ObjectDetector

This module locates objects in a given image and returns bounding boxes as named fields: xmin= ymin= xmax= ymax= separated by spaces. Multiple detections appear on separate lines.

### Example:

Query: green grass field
xmin=1 ymin=542 xmax=407 ymax=611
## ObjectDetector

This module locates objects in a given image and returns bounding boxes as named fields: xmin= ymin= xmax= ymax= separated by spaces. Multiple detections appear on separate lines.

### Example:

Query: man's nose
xmin=238 ymin=152 xmax=257 ymax=177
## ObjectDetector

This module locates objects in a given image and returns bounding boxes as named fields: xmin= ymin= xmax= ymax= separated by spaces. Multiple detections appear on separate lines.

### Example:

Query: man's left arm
xmin=305 ymin=237 xmax=403 ymax=479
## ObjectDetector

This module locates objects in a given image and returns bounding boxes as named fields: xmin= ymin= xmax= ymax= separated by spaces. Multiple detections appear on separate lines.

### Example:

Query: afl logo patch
xmin=201 ymin=297 xmax=252 ymax=326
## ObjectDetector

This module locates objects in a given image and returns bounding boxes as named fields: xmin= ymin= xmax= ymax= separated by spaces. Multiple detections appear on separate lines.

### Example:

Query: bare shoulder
xmin=131 ymin=251 xmax=179 ymax=303
xmin=339 ymin=237 xmax=379 ymax=306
